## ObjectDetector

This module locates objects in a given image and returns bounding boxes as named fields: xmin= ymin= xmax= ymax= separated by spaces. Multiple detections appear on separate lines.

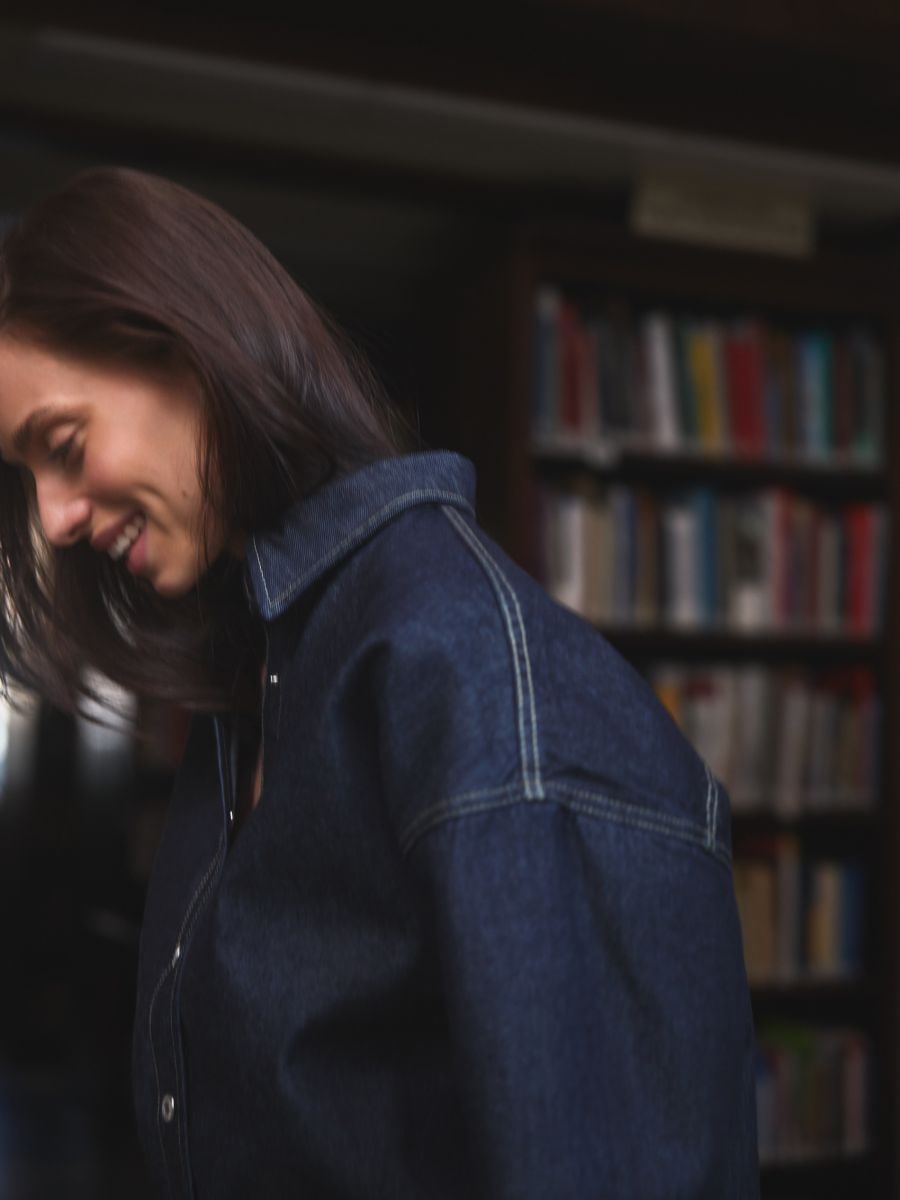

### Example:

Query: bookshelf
xmin=456 ymin=222 xmax=900 ymax=1198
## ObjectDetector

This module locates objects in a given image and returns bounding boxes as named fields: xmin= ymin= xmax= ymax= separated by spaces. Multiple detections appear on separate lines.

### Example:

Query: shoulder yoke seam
xmin=440 ymin=506 xmax=544 ymax=801
xmin=400 ymin=780 xmax=732 ymax=868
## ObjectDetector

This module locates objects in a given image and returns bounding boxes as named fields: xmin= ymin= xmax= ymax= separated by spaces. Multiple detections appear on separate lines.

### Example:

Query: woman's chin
xmin=150 ymin=569 xmax=198 ymax=599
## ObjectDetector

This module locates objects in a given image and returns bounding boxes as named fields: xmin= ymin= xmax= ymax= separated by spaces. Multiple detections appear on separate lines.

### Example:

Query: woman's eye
xmin=48 ymin=435 xmax=78 ymax=467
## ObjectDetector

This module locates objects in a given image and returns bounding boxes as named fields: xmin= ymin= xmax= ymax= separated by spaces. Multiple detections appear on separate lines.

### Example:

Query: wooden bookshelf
xmin=532 ymin=435 xmax=888 ymax=498
xmin=457 ymin=223 xmax=900 ymax=1198
xmin=759 ymin=1151 xmax=878 ymax=1200
xmin=750 ymin=978 xmax=875 ymax=1012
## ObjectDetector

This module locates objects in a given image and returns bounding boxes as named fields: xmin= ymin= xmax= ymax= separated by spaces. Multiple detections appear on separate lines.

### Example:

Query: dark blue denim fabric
xmin=133 ymin=451 xmax=759 ymax=1199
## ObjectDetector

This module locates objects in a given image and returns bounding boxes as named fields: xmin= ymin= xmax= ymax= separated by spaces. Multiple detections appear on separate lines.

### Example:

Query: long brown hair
xmin=0 ymin=167 xmax=410 ymax=716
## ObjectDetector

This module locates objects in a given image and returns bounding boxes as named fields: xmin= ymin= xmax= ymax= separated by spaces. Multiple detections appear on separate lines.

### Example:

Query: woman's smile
xmin=0 ymin=336 xmax=225 ymax=596
xmin=97 ymin=511 xmax=147 ymax=566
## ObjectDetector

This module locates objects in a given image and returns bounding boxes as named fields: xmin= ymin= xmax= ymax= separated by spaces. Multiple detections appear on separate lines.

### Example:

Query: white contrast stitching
xmin=400 ymin=779 xmax=731 ymax=868
xmin=704 ymin=762 xmax=714 ymax=849
xmin=442 ymin=508 xmax=544 ymax=800
xmin=250 ymin=535 xmax=272 ymax=609
xmin=467 ymin=517 xmax=542 ymax=797
xmin=441 ymin=509 xmax=530 ymax=796
xmin=555 ymin=783 xmax=708 ymax=837
xmin=712 ymin=777 xmax=720 ymax=846
xmin=403 ymin=782 xmax=706 ymax=849
xmin=486 ymin=546 xmax=543 ymax=800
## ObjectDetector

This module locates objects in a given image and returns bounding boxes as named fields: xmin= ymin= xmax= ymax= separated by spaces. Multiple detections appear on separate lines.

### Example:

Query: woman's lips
xmin=125 ymin=521 xmax=149 ymax=575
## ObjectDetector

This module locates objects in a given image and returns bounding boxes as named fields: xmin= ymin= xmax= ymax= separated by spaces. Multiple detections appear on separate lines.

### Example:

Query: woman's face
xmin=0 ymin=335 xmax=228 ymax=597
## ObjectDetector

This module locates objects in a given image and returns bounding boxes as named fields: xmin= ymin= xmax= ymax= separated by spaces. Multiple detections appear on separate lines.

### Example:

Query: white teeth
xmin=109 ymin=514 xmax=146 ymax=561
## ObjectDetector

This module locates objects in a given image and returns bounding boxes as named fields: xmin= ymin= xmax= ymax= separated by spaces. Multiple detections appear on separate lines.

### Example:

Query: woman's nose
xmin=35 ymin=477 xmax=92 ymax=547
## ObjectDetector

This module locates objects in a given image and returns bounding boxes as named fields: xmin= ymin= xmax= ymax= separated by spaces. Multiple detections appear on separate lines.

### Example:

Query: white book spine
xmin=774 ymin=679 xmax=811 ymax=818
xmin=663 ymin=503 xmax=700 ymax=628
xmin=643 ymin=313 xmax=680 ymax=449
xmin=550 ymin=493 xmax=587 ymax=615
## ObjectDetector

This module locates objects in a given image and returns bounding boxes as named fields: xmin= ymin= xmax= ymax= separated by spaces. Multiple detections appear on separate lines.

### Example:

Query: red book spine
xmin=725 ymin=327 xmax=765 ymax=455
xmin=808 ymin=509 xmax=821 ymax=627
xmin=769 ymin=489 xmax=790 ymax=627
xmin=845 ymin=505 xmax=874 ymax=634
xmin=724 ymin=335 xmax=750 ymax=452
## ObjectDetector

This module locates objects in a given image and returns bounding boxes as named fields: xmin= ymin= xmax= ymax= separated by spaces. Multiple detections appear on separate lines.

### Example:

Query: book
xmin=544 ymin=489 xmax=587 ymax=614
xmin=764 ymin=328 xmax=798 ymax=453
xmin=845 ymin=504 xmax=874 ymax=634
xmin=530 ymin=294 xmax=886 ymax=470
xmin=806 ymin=862 xmax=842 ymax=976
xmin=774 ymin=836 xmax=802 ymax=982
xmin=730 ymin=667 xmax=773 ymax=811
xmin=641 ymin=312 xmax=680 ymax=448
xmin=598 ymin=309 xmax=635 ymax=436
xmin=729 ymin=495 xmax=768 ymax=629
xmin=582 ymin=493 xmax=611 ymax=624
xmin=796 ymin=332 xmax=833 ymax=457
xmin=535 ymin=482 xmax=886 ymax=638
xmin=734 ymin=858 xmax=777 ymax=982
xmin=851 ymin=330 xmax=885 ymax=464
xmin=724 ymin=321 xmax=766 ymax=455
xmin=634 ymin=490 xmax=660 ymax=624
xmin=687 ymin=321 xmax=727 ymax=450
xmin=661 ymin=497 xmax=701 ymax=627
xmin=774 ymin=675 xmax=811 ymax=819
xmin=756 ymin=1023 xmax=871 ymax=1161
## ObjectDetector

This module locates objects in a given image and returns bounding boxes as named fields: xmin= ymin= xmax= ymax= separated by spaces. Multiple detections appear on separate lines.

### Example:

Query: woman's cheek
xmin=82 ymin=447 xmax=122 ymax=494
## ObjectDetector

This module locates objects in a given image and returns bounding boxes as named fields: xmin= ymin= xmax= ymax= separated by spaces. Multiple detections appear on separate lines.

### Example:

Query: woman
xmin=0 ymin=168 xmax=758 ymax=1198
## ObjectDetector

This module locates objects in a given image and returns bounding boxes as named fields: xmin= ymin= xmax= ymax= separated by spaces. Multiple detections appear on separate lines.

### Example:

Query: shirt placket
xmin=147 ymin=716 xmax=232 ymax=1198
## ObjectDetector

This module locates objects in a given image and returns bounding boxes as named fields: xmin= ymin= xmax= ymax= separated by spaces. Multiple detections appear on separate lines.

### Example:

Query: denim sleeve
xmin=405 ymin=798 xmax=759 ymax=1200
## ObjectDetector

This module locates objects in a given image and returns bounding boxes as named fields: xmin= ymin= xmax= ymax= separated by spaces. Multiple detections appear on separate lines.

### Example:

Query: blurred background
xmin=2 ymin=3 xmax=900 ymax=1197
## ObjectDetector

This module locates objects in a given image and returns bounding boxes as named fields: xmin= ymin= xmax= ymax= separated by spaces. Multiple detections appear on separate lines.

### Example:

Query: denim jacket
xmin=133 ymin=451 xmax=759 ymax=1199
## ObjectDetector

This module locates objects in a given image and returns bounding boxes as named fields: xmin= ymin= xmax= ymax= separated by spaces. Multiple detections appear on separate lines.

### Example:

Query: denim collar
xmin=244 ymin=451 xmax=476 ymax=620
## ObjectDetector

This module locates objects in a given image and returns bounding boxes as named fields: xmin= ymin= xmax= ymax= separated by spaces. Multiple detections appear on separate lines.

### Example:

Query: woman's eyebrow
xmin=13 ymin=405 xmax=56 ymax=457
xmin=11 ymin=405 xmax=75 ymax=459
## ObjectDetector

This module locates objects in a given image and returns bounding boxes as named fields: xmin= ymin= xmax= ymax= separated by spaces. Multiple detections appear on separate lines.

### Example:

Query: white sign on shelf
xmin=632 ymin=172 xmax=814 ymax=258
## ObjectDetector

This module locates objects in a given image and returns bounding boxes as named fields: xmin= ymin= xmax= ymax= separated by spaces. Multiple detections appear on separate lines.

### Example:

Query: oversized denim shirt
xmin=133 ymin=451 xmax=759 ymax=1199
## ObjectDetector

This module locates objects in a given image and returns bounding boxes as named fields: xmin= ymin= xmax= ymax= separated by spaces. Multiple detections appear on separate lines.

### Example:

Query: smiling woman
xmin=0 ymin=168 xmax=759 ymax=1200
xmin=0 ymin=167 xmax=405 ymax=715
xmin=0 ymin=339 xmax=214 ymax=592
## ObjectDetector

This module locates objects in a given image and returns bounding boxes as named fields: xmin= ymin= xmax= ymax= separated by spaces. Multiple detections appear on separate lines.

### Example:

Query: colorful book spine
xmin=530 ymin=291 xmax=886 ymax=466
xmin=649 ymin=665 xmax=879 ymax=816
xmin=755 ymin=1024 xmax=870 ymax=1162
xmin=537 ymin=484 xmax=887 ymax=637
xmin=733 ymin=839 xmax=867 ymax=984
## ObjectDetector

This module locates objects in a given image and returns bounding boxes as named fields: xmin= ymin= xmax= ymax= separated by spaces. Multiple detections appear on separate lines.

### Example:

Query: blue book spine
xmin=796 ymin=334 xmax=831 ymax=456
xmin=692 ymin=489 xmax=718 ymax=624
xmin=816 ymin=333 xmax=835 ymax=453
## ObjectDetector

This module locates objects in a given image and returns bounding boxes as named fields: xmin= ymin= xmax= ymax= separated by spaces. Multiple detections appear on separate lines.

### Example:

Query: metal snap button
xmin=161 ymin=1093 xmax=175 ymax=1123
